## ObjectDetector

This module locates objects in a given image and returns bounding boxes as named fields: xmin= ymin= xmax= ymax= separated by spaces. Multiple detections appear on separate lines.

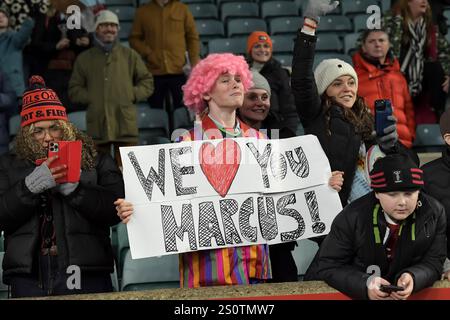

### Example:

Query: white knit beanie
xmin=250 ymin=71 xmax=271 ymax=96
xmin=314 ymin=59 xmax=358 ymax=96
xmin=95 ymin=10 xmax=120 ymax=30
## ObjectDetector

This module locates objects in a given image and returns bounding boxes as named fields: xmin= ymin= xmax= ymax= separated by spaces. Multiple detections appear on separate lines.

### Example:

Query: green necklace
xmin=208 ymin=114 xmax=242 ymax=137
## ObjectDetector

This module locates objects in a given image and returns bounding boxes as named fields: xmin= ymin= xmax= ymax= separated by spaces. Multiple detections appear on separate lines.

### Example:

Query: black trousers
xmin=421 ymin=61 xmax=448 ymax=118
xmin=9 ymin=255 xmax=112 ymax=298
xmin=148 ymin=74 xmax=187 ymax=111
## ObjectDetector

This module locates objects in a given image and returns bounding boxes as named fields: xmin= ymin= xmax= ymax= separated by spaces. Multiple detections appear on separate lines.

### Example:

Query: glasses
xmin=32 ymin=125 xmax=62 ymax=139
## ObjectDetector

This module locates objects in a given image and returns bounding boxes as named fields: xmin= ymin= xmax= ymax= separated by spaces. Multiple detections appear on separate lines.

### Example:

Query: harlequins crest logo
xmin=258 ymin=35 xmax=268 ymax=41
xmin=393 ymin=170 xmax=402 ymax=183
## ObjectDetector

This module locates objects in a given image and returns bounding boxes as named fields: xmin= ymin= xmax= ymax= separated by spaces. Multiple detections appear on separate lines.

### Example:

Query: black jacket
xmin=422 ymin=146 xmax=450 ymax=257
xmin=291 ymin=32 xmax=419 ymax=206
xmin=250 ymin=58 xmax=299 ymax=134
xmin=0 ymin=151 xmax=124 ymax=283
xmin=305 ymin=192 xmax=446 ymax=300
xmin=291 ymin=32 xmax=371 ymax=205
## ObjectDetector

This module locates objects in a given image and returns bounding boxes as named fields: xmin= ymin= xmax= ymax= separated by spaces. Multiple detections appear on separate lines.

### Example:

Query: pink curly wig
xmin=183 ymin=53 xmax=253 ymax=113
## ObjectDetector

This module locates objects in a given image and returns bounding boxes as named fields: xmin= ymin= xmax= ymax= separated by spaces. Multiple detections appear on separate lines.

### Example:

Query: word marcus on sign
xmin=120 ymin=135 xmax=342 ymax=258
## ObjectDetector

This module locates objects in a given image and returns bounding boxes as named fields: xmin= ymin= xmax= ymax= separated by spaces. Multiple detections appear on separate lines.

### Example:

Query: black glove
xmin=376 ymin=115 xmax=398 ymax=154
xmin=304 ymin=0 xmax=340 ymax=23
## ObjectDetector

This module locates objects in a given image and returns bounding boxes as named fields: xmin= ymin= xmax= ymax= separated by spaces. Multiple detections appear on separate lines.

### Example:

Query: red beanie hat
xmin=247 ymin=31 xmax=273 ymax=55
xmin=20 ymin=76 xmax=68 ymax=127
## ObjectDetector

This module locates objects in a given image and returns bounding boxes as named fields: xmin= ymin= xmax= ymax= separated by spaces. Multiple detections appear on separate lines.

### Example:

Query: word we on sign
xmin=120 ymin=135 xmax=342 ymax=258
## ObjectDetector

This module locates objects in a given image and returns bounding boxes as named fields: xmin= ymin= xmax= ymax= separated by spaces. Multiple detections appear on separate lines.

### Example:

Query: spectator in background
xmin=391 ymin=0 xmax=450 ymax=35
xmin=0 ymin=75 xmax=124 ymax=298
xmin=421 ymin=109 xmax=450 ymax=280
xmin=0 ymin=4 xmax=34 ymax=111
xmin=26 ymin=0 xmax=92 ymax=113
xmin=129 ymin=0 xmax=200 ymax=111
xmin=305 ymin=153 xmax=446 ymax=300
xmin=353 ymin=28 xmax=416 ymax=148
xmin=69 ymin=10 xmax=153 ymax=166
xmin=383 ymin=0 xmax=450 ymax=124
xmin=0 ymin=71 xmax=15 ymax=154
xmin=246 ymin=31 xmax=299 ymax=136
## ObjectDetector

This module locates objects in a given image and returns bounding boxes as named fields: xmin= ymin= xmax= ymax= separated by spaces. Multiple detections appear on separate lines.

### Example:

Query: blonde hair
xmin=15 ymin=120 xmax=97 ymax=170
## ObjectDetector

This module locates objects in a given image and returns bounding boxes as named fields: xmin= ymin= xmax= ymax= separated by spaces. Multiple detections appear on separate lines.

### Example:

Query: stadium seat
xmin=446 ymin=30 xmax=450 ymax=44
xmin=353 ymin=14 xmax=369 ymax=32
xmin=173 ymin=107 xmax=194 ymax=130
xmin=137 ymin=104 xmax=170 ymax=138
xmin=381 ymin=0 xmax=391 ymax=12
xmin=344 ymin=32 xmax=360 ymax=55
xmin=109 ymin=6 xmax=136 ymax=21
xmin=195 ymin=19 xmax=225 ymax=41
xmin=8 ymin=114 xmax=21 ymax=139
xmin=0 ymin=252 xmax=8 ymax=299
xmin=117 ymin=222 xmax=130 ymax=275
xmin=261 ymin=1 xmax=300 ymax=20
xmin=208 ymin=37 xmax=247 ymax=55
xmin=269 ymin=16 xmax=302 ymax=36
xmin=271 ymin=34 xmax=295 ymax=54
xmin=413 ymin=124 xmax=445 ymax=152
xmin=120 ymin=250 xmax=180 ymax=291
xmin=296 ymin=122 xmax=305 ymax=136
xmin=188 ymin=3 xmax=218 ymax=19
xmin=216 ymin=0 xmax=252 ymax=6
xmin=227 ymin=18 xmax=267 ymax=38
xmin=316 ymin=15 xmax=352 ymax=34
xmin=314 ymin=53 xmax=353 ymax=69
xmin=118 ymin=22 xmax=132 ymax=41
xmin=111 ymin=261 xmax=120 ymax=292
xmin=341 ymin=0 xmax=374 ymax=17
xmin=292 ymin=239 xmax=319 ymax=280
xmin=273 ymin=54 xmax=293 ymax=67
xmin=68 ymin=111 xmax=87 ymax=132
xmin=316 ymin=33 xmax=343 ymax=52
xmin=220 ymin=2 xmax=259 ymax=23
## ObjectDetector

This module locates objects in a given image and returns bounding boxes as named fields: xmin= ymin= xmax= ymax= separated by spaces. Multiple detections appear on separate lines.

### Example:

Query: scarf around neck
xmin=401 ymin=17 xmax=427 ymax=97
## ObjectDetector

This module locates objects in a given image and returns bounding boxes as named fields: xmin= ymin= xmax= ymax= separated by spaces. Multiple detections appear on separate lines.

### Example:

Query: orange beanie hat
xmin=246 ymin=31 xmax=273 ymax=55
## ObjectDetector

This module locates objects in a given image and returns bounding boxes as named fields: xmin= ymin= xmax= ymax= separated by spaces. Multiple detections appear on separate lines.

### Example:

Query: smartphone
xmin=47 ymin=141 xmax=82 ymax=183
xmin=375 ymin=99 xmax=394 ymax=136
xmin=379 ymin=284 xmax=404 ymax=293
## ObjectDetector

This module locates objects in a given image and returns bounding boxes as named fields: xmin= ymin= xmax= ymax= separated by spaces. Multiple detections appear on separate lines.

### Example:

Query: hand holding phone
xmin=375 ymin=99 xmax=395 ymax=137
xmin=379 ymin=284 xmax=404 ymax=293
xmin=47 ymin=141 xmax=82 ymax=183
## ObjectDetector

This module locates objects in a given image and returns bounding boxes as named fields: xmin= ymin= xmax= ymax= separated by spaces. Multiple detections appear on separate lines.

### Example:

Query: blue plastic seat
xmin=208 ymin=37 xmax=247 ymax=55
xmin=220 ymin=2 xmax=259 ymax=22
xmin=269 ymin=16 xmax=302 ymax=36
xmin=136 ymin=104 xmax=170 ymax=138
xmin=227 ymin=18 xmax=267 ymax=38
xmin=68 ymin=111 xmax=87 ymax=132
xmin=195 ymin=19 xmax=225 ymax=41
xmin=292 ymin=239 xmax=319 ymax=280
xmin=120 ymin=250 xmax=180 ymax=291
xmin=261 ymin=1 xmax=300 ymax=20
xmin=413 ymin=124 xmax=445 ymax=153
xmin=188 ymin=3 xmax=218 ymax=19
xmin=316 ymin=33 xmax=343 ymax=52
xmin=271 ymin=34 xmax=295 ymax=54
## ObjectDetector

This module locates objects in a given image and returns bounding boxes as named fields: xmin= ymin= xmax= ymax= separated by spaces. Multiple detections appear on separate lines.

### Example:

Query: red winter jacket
xmin=353 ymin=52 xmax=415 ymax=148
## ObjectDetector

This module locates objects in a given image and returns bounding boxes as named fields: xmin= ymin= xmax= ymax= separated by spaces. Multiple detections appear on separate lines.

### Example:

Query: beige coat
xmin=129 ymin=0 xmax=200 ymax=75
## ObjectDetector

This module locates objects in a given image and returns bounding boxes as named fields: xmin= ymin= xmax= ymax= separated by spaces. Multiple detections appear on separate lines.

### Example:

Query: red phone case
xmin=47 ymin=141 xmax=82 ymax=183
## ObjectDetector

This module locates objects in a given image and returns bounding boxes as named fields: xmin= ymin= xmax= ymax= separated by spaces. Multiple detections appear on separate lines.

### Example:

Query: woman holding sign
xmin=0 ymin=76 xmax=124 ymax=298
xmin=116 ymin=53 xmax=272 ymax=288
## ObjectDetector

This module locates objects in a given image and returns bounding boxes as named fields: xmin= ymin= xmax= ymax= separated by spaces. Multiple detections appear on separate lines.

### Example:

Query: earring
xmin=416 ymin=200 xmax=422 ymax=208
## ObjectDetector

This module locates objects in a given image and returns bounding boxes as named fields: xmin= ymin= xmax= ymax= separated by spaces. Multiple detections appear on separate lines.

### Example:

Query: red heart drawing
xmin=199 ymin=139 xmax=241 ymax=197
